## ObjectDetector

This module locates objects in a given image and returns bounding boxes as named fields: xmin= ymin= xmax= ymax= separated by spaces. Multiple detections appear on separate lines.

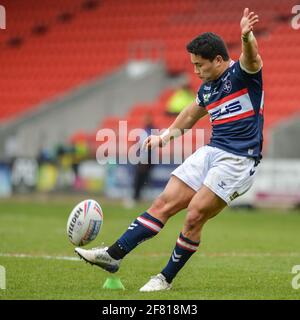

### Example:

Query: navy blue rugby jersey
xmin=196 ymin=60 xmax=264 ymax=160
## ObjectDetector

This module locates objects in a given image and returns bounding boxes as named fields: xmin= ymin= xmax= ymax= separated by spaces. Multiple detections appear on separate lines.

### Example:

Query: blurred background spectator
xmin=165 ymin=84 xmax=195 ymax=116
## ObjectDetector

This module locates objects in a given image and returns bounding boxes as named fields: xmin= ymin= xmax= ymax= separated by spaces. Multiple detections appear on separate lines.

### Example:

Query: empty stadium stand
xmin=0 ymin=0 xmax=299 ymax=155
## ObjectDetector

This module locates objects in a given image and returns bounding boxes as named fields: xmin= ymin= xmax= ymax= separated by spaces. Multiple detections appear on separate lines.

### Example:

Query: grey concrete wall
xmin=267 ymin=114 xmax=300 ymax=158
xmin=0 ymin=61 xmax=185 ymax=158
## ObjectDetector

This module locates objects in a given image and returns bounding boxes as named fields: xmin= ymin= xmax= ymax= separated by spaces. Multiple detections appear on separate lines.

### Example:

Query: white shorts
xmin=171 ymin=145 xmax=256 ymax=205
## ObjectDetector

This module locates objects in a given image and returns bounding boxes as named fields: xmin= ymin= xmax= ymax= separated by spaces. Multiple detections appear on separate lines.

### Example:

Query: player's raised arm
xmin=239 ymin=8 xmax=263 ymax=73
xmin=142 ymin=102 xmax=207 ymax=150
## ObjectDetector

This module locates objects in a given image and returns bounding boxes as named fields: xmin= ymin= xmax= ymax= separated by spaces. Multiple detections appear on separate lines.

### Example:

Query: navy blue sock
xmin=161 ymin=232 xmax=200 ymax=284
xmin=107 ymin=212 xmax=164 ymax=259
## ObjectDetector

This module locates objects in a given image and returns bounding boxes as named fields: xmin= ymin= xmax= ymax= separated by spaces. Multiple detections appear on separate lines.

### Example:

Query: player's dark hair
xmin=186 ymin=32 xmax=229 ymax=62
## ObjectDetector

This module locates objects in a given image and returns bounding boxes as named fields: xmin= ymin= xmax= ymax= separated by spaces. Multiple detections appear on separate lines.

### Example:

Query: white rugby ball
xmin=66 ymin=199 xmax=103 ymax=246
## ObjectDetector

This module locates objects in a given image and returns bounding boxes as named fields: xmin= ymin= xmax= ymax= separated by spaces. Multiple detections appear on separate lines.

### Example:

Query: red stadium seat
xmin=0 ymin=0 xmax=299 ymax=156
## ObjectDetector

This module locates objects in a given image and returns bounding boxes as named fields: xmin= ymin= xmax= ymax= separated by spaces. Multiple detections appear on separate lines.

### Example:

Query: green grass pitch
xmin=0 ymin=197 xmax=300 ymax=300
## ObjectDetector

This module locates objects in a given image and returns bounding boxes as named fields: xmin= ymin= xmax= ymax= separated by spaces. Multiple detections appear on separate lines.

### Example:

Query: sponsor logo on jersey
xmin=210 ymin=101 xmax=242 ymax=121
xmin=206 ymin=88 xmax=255 ymax=125
xmin=203 ymin=93 xmax=211 ymax=103
xmin=222 ymin=79 xmax=232 ymax=93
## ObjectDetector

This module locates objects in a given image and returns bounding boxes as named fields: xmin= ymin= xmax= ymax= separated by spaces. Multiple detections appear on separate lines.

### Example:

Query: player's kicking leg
xmin=139 ymin=185 xmax=226 ymax=292
xmin=75 ymin=176 xmax=195 ymax=272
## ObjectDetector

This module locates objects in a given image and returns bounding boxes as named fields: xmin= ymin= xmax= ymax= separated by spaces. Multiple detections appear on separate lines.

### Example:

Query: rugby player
xmin=75 ymin=8 xmax=263 ymax=292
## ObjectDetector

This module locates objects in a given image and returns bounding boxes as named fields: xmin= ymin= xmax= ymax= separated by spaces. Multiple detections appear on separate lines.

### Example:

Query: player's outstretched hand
xmin=240 ymin=8 xmax=259 ymax=36
xmin=142 ymin=135 xmax=164 ymax=150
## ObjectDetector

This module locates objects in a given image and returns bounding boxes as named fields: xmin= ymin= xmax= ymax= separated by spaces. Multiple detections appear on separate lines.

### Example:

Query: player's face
xmin=190 ymin=53 xmax=223 ymax=82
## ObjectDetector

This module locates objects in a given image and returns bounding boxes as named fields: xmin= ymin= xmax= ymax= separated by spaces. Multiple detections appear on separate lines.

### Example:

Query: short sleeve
xmin=235 ymin=60 xmax=262 ymax=80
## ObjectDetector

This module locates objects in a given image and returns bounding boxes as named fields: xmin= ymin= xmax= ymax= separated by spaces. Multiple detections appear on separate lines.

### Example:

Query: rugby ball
xmin=66 ymin=199 xmax=103 ymax=246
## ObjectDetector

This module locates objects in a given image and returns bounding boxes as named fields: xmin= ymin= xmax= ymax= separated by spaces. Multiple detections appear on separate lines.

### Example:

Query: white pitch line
xmin=0 ymin=252 xmax=300 ymax=261
xmin=0 ymin=253 xmax=80 ymax=261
